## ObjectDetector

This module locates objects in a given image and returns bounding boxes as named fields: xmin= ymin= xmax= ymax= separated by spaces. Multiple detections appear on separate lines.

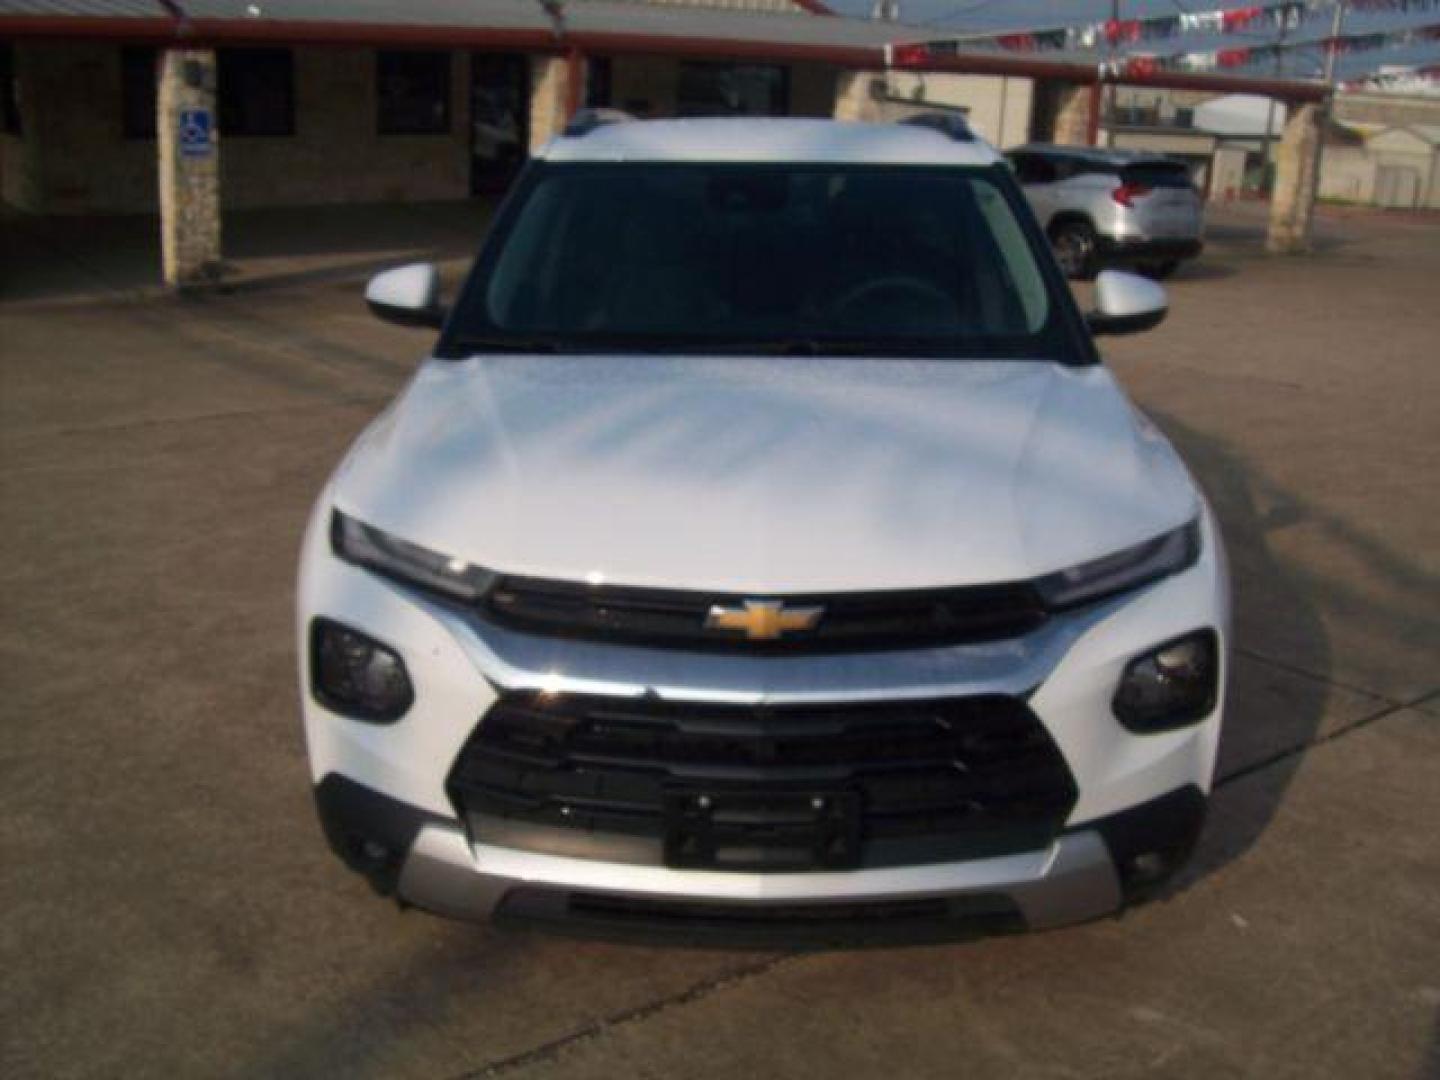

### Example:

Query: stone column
xmin=1267 ymin=103 xmax=1323 ymax=255
xmin=157 ymin=48 xmax=222 ymax=287
xmin=833 ymin=70 xmax=886 ymax=123
xmin=529 ymin=54 xmax=573 ymax=152
xmin=1052 ymin=83 xmax=1098 ymax=147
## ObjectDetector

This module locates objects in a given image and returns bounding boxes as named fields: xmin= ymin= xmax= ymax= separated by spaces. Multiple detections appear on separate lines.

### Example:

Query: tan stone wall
xmin=1319 ymin=145 xmax=1378 ymax=203
xmin=528 ymin=54 xmax=571 ymax=153
xmin=1052 ymin=84 xmax=1096 ymax=147
xmin=879 ymin=72 xmax=1035 ymax=148
xmin=219 ymin=47 xmax=470 ymax=210
xmin=833 ymin=70 xmax=885 ymax=123
xmin=3 ymin=42 xmax=156 ymax=213
xmin=158 ymin=49 xmax=222 ymax=285
xmin=1335 ymin=92 xmax=1440 ymax=129
xmin=1267 ymin=103 xmax=1321 ymax=254
xmin=2 ymin=43 xmax=471 ymax=214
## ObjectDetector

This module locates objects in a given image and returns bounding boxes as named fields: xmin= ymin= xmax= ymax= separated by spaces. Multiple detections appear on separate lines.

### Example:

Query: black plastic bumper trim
xmin=1070 ymin=784 xmax=1208 ymax=900
xmin=313 ymin=773 xmax=452 ymax=896
xmin=494 ymin=886 xmax=1025 ymax=948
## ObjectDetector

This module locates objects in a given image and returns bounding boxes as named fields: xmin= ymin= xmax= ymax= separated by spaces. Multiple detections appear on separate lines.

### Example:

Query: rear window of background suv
xmin=1119 ymin=163 xmax=1194 ymax=189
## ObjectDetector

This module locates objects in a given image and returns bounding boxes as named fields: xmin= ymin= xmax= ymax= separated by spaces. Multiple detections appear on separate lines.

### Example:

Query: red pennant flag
xmin=891 ymin=43 xmax=930 ymax=67
xmin=1222 ymin=6 xmax=1264 ymax=31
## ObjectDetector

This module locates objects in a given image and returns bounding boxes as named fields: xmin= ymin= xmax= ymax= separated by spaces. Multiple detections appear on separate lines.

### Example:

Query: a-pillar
xmin=1267 ymin=103 xmax=1323 ymax=255
xmin=157 ymin=48 xmax=222 ymax=287
xmin=529 ymin=52 xmax=583 ymax=152
xmin=833 ymin=70 xmax=886 ymax=123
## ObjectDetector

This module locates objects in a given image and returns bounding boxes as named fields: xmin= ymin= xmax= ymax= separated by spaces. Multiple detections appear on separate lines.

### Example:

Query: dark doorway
xmin=470 ymin=53 xmax=529 ymax=196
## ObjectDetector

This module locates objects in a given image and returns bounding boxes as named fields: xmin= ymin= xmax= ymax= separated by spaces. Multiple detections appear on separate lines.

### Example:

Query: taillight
xmin=1112 ymin=182 xmax=1152 ymax=207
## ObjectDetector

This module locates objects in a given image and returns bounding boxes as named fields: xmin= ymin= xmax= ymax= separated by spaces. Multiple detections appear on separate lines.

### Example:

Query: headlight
xmin=1112 ymin=628 xmax=1219 ymax=732
xmin=1035 ymin=519 xmax=1200 ymax=610
xmin=332 ymin=510 xmax=494 ymax=603
xmin=311 ymin=618 xmax=414 ymax=722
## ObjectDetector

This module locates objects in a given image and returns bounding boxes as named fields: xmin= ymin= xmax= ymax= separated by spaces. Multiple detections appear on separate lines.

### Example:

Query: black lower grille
xmin=482 ymin=575 xmax=1047 ymax=653
xmin=494 ymin=887 xmax=1026 ymax=944
xmin=448 ymin=693 xmax=1078 ymax=871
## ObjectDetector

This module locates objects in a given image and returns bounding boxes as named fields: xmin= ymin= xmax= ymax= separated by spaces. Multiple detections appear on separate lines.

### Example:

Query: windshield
xmin=442 ymin=163 xmax=1081 ymax=359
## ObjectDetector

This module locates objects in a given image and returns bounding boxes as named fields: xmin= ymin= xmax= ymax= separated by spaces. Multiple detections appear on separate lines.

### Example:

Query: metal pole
xmin=1259 ymin=10 xmax=1292 ymax=192
xmin=1297 ymin=1 xmax=1346 ymax=243
xmin=1105 ymin=0 xmax=1119 ymax=147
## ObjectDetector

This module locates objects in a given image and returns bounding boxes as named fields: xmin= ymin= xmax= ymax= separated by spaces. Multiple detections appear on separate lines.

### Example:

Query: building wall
xmin=4 ymin=42 xmax=156 ymax=213
xmin=220 ymin=46 xmax=470 ymax=210
xmin=878 ymin=72 xmax=1034 ymax=148
xmin=1336 ymin=92 xmax=1440 ymax=129
xmin=1319 ymin=145 xmax=1378 ymax=203
xmin=3 ymin=42 xmax=472 ymax=214
xmin=605 ymin=56 xmax=834 ymax=119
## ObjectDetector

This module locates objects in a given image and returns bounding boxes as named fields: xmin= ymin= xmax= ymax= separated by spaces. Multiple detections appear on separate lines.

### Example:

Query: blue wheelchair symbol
xmin=179 ymin=109 xmax=213 ymax=158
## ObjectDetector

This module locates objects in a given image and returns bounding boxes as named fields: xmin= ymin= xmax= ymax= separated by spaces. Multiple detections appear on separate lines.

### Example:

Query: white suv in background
xmin=1008 ymin=145 xmax=1206 ymax=280
xmin=297 ymin=114 xmax=1229 ymax=943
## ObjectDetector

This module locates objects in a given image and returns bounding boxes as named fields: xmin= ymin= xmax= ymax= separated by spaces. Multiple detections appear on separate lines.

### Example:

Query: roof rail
xmin=562 ymin=107 xmax=636 ymax=138
xmin=899 ymin=112 xmax=975 ymax=143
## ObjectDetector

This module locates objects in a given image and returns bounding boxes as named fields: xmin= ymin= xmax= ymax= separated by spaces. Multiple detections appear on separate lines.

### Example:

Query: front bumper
xmin=316 ymin=772 xmax=1206 ymax=939
xmin=298 ymin=496 xmax=1229 ymax=936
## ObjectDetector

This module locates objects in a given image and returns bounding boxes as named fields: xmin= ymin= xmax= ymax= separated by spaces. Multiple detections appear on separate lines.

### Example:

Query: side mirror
xmin=1086 ymin=270 xmax=1168 ymax=337
xmin=365 ymin=263 xmax=445 ymax=329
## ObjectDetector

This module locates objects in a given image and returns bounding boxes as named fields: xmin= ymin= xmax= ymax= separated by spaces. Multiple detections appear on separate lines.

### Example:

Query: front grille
xmin=447 ymin=693 xmax=1078 ymax=871
xmin=481 ymin=575 xmax=1048 ymax=653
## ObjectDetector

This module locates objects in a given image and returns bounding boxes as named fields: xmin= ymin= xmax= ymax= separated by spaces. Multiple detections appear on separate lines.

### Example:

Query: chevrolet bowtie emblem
xmin=705 ymin=599 xmax=824 ymax=641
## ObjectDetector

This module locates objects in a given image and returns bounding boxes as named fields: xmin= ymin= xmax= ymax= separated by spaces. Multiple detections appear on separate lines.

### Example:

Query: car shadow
xmin=1140 ymin=408 xmax=1331 ymax=895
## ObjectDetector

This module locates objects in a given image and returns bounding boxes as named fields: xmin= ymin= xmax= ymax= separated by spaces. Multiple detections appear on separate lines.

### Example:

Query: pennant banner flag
xmin=921 ymin=0 xmax=1440 ymax=56
xmin=890 ymin=20 xmax=1440 ymax=77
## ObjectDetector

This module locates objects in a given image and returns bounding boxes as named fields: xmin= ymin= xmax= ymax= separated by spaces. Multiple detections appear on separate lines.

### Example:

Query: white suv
xmin=1007 ymin=145 xmax=1206 ymax=280
xmin=298 ymin=115 xmax=1229 ymax=942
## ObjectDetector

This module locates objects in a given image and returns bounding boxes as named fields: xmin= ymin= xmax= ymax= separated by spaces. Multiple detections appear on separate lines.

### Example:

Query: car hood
xmin=333 ymin=354 xmax=1198 ymax=593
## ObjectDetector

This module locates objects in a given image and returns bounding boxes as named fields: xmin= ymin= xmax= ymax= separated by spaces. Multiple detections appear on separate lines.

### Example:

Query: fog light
xmin=311 ymin=618 xmax=414 ymax=722
xmin=1113 ymin=629 xmax=1219 ymax=733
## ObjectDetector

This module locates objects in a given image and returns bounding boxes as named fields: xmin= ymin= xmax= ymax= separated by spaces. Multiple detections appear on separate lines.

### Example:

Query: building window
xmin=218 ymin=48 xmax=295 ymax=137
xmin=676 ymin=63 xmax=789 ymax=118
xmin=377 ymin=51 xmax=450 ymax=135
xmin=585 ymin=56 xmax=613 ymax=109
xmin=121 ymin=46 xmax=157 ymax=139
xmin=1 ymin=43 xmax=21 ymax=136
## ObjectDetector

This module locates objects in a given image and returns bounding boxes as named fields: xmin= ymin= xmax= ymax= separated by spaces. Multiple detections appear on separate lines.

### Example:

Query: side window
xmin=218 ymin=48 xmax=295 ymax=137
xmin=1014 ymin=154 xmax=1058 ymax=185
xmin=377 ymin=51 xmax=450 ymax=135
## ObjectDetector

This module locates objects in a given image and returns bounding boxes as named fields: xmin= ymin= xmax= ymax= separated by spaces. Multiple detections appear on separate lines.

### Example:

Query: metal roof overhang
xmin=0 ymin=0 xmax=1328 ymax=103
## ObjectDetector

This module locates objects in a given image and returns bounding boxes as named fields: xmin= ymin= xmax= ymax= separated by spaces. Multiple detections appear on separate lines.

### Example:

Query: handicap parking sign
xmin=179 ymin=108 xmax=213 ymax=158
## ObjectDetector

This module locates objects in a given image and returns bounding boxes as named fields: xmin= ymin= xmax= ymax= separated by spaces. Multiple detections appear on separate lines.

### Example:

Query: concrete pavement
xmin=1 ymin=203 xmax=1436 ymax=1079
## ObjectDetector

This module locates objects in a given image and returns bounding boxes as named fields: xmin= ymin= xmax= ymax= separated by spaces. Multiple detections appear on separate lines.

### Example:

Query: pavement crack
xmin=1232 ymin=646 xmax=1392 ymax=702
xmin=1216 ymin=689 xmax=1435 ymax=788
xmin=3 ymin=396 xmax=388 ymax=444
xmin=452 ymin=953 xmax=795 ymax=1078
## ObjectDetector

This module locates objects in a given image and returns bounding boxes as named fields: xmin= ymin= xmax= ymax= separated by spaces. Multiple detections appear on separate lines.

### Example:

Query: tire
xmin=1050 ymin=220 xmax=1099 ymax=281
xmin=1139 ymin=260 xmax=1181 ymax=280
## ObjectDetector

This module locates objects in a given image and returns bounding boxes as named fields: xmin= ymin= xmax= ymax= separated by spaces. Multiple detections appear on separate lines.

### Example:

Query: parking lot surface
xmin=2 ymin=203 xmax=1437 ymax=1079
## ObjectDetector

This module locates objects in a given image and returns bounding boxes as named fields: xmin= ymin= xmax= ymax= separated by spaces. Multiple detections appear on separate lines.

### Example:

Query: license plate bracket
xmin=662 ymin=787 xmax=862 ymax=871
